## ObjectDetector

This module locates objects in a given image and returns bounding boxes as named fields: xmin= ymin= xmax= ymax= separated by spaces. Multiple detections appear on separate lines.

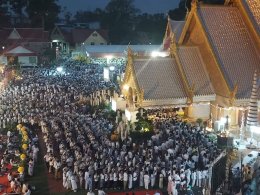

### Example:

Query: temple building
xmin=118 ymin=0 xmax=260 ymax=128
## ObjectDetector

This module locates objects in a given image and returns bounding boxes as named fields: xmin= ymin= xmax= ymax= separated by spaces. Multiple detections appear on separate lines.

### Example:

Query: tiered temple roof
xmin=122 ymin=1 xmax=260 ymax=107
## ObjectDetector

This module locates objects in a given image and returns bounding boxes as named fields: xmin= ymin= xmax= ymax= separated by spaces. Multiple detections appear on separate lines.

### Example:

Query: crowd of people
xmin=0 ymin=59 xmax=230 ymax=195
xmin=0 ymin=123 xmax=39 ymax=194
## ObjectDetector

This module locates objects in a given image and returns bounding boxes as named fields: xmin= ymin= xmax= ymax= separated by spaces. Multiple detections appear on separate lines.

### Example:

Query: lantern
xmin=22 ymin=130 xmax=27 ymax=136
xmin=22 ymin=144 xmax=28 ymax=150
xmin=20 ymin=154 xmax=26 ymax=161
xmin=18 ymin=166 xmax=24 ymax=173
xmin=17 ymin=124 xmax=22 ymax=130
xmin=23 ymin=135 xmax=28 ymax=141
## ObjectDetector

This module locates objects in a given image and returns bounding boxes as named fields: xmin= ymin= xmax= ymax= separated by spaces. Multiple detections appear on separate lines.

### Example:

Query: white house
xmin=0 ymin=45 xmax=38 ymax=67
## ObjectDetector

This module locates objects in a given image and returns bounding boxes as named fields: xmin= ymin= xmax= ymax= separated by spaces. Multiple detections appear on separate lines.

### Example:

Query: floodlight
xmin=123 ymin=84 xmax=129 ymax=91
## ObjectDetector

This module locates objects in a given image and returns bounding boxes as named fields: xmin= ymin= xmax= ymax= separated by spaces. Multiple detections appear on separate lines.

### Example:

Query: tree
xmin=103 ymin=0 xmax=140 ymax=44
xmin=135 ymin=13 xmax=167 ymax=44
xmin=0 ymin=0 xmax=11 ymax=26
xmin=8 ymin=0 xmax=27 ymax=17
xmin=74 ymin=9 xmax=105 ymax=23
xmin=168 ymin=0 xmax=224 ymax=21
xmin=26 ymin=0 xmax=60 ymax=30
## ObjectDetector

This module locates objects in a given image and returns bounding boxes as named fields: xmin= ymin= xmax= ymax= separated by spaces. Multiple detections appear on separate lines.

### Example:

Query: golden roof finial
xmin=127 ymin=46 xmax=133 ymax=58
xmin=191 ymin=0 xmax=199 ymax=9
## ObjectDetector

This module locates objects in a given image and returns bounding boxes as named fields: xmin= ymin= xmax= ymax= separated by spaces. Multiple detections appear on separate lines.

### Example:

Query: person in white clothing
xmin=191 ymin=170 xmax=196 ymax=187
xmin=185 ymin=168 xmax=191 ymax=187
xmin=128 ymin=171 xmax=133 ymax=189
xmin=139 ymin=169 xmax=144 ymax=187
xmin=196 ymin=170 xmax=202 ymax=187
xmin=70 ymin=173 xmax=78 ymax=192
xmin=144 ymin=172 xmax=150 ymax=190
xmin=84 ymin=170 xmax=89 ymax=190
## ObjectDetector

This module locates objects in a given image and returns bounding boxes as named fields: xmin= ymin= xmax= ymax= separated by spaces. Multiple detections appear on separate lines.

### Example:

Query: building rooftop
xmin=198 ymin=6 xmax=260 ymax=99
xmin=133 ymin=58 xmax=186 ymax=100
xmin=178 ymin=46 xmax=215 ymax=96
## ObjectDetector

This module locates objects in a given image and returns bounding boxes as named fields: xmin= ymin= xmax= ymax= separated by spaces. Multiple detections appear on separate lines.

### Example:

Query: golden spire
xmin=191 ymin=0 xmax=199 ymax=9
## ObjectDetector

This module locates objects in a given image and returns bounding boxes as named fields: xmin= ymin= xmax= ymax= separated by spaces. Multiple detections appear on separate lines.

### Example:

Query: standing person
xmin=118 ymin=170 xmax=123 ymax=189
xmin=133 ymin=169 xmax=138 ymax=189
xmin=100 ymin=172 xmax=104 ymax=189
xmin=128 ymin=171 xmax=133 ymax=190
xmin=94 ymin=172 xmax=99 ymax=190
xmin=88 ymin=174 xmax=93 ymax=192
xmin=151 ymin=171 xmax=155 ymax=189
xmin=70 ymin=173 xmax=78 ymax=192
xmin=84 ymin=169 xmax=89 ymax=190
xmin=123 ymin=170 xmax=128 ymax=190
xmin=104 ymin=171 xmax=109 ymax=189
xmin=144 ymin=171 xmax=150 ymax=190
xmin=167 ymin=177 xmax=173 ymax=195
xmin=32 ymin=145 xmax=39 ymax=162
xmin=196 ymin=169 xmax=202 ymax=187
xmin=28 ymin=159 xmax=34 ymax=176
xmin=191 ymin=170 xmax=196 ymax=187
xmin=49 ymin=155 xmax=54 ymax=174
xmin=159 ymin=171 xmax=164 ymax=189
xmin=139 ymin=168 xmax=144 ymax=188
xmin=63 ymin=167 xmax=68 ymax=189
xmin=78 ymin=170 xmax=84 ymax=189
xmin=186 ymin=168 xmax=191 ymax=187
xmin=54 ymin=159 xmax=61 ymax=179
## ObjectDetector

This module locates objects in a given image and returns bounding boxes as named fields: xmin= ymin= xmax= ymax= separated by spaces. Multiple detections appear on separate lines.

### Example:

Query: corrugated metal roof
xmin=178 ymin=46 xmax=215 ymax=96
xmin=198 ymin=6 xmax=260 ymax=99
xmin=82 ymin=45 xmax=162 ymax=54
xmin=133 ymin=58 xmax=187 ymax=100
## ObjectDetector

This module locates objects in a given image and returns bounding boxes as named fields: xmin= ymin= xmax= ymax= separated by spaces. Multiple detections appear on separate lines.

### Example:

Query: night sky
xmin=58 ymin=0 xmax=179 ymax=14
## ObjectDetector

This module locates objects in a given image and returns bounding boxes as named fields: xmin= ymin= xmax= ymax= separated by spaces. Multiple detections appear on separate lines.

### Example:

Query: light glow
xmin=111 ymin=99 xmax=117 ymax=111
xmin=151 ymin=51 xmax=168 ymax=58
xmin=123 ymin=84 xmax=129 ymax=91
xmin=109 ymin=66 xmax=115 ymax=71
xmin=103 ymin=67 xmax=109 ymax=81
xmin=251 ymin=126 xmax=260 ymax=134
xmin=125 ymin=109 xmax=131 ymax=121
xmin=56 ymin=66 xmax=63 ymax=72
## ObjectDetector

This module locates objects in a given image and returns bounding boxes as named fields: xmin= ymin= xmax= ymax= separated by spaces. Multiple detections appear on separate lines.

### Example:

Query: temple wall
xmin=188 ymin=103 xmax=210 ymax=120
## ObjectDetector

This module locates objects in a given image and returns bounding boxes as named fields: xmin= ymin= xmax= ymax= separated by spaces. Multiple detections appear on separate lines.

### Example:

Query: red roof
xmin=58 ymin=27 xmax=109 ymax=45
xmin=0 ymin=28 xmax=49 ymax=45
